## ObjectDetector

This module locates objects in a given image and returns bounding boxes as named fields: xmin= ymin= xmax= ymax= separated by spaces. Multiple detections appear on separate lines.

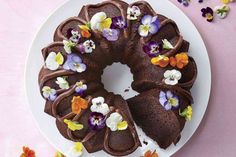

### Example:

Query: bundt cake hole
xmin=101 ymin=63 xmax=138 ymax=99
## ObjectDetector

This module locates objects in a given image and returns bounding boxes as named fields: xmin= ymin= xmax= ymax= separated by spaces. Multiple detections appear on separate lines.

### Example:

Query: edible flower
xmin=78 ymin=24 xmax=91 ymax=38
xmin=127 ymin=6 xmax=141 ymax=20
xmin=66 ymin=29 xmax=81 ymax=43
xmin=75 ymin=81 xmax=87 ymax=95
xmin=106 ymin=112 xmax=128 ymax=131
xmin=45 ymin=52 xmax=64 ymax=71
xmin=201 ymin=7 xmax=214 ymax=22
xmin=67 ymin=142 xmax=83 ymax=157
xmin=88 ymin=112 xmax=106 ymax=130
xmin=64 ymin=119 xmax=84 ymax=131
xmin=162 ymin=39 xmax=174 ymax=50
xmin=163 ymin=69 xmax=182 ymax=85
xmin=54 ymin=151 xmax=65 ymax=157
xmin=102 ymin=28 xmax=119 ymax=41
xmin=90 ymin=97 xmax=110 ymax=115
xmin=179 ymin=106 xmax=193 ymax=121
xmin=170 ymin=52 xmax=189 ymax=69
xmin=79 ymin=40 xmax=96 ymax=54
xmin=221 ymin=0 xmax=235 ymax=4
xmin=151 ymin=55 xmax=170 ymax=68
xmin=142 ymin=150 xmax=158 ymax=157
xmin=63 ymin=40 xmax=76 ymax=54
xmin=71 ymin=96 xmax=88 ymax=114
xmin=143 ymin=41 xmax=162 ymax=57
xmin=138 ymin=15 xmax=160 ymax=37
xmin=42 ymin=86 xmax=57 ymax=101
xmin=56 ymin=77 xmax=69 ymax=89
xmin=214 ymin=5 xmax=230 ymax=19
xmin=159 ymin=90 xmax=179 ymax=110
xmin=90 ymin=12 xmax=112 ymax=32
xmin=111 ymin=16 xmax=127 ymax=29
xmin=63 ymin=54 xmax=87 ymax=73
xmin=20 ymin=146 xmax=35 ymax=157
xmin=177 ymin=0 xmax=191 ymax=7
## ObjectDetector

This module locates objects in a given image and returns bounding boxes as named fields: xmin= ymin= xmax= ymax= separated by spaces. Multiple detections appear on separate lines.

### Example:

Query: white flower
xmin=83 ymin=40 xmax=95 ymax=53
xmin=90 ymin=97 xmax=109 ymax=115
xmin=162 ymin=39 xmax=174 ymax=50
xmin=214 ymin=5 xmax=230 ymax=19
xmin=45 ymin=52 xmax=64 ymax=71
xmin=67 ymin=142 xmax=83 ymax=157
xmin=63 ymin=40 xmax=76 ymax=54
xmin=164 ymin=69 xmax=182 ymax=85
xmin=42 ymin=86 xmax=57 ymax=101
xmin=127 ymin=6 xmax=141 ymax=20
xmin=106 ymin=112 xmax=128 ymax=131
xmin=90 ymin=12 xmax=112 ymax=32
xmin=69 ymin=30 xmax=81 ymax=43
xmin=55 ymin=77 xmax=69 ymax=89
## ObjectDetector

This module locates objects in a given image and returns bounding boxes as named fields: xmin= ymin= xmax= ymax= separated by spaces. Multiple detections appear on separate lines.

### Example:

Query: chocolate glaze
xmin=38 ymin=0 xmax=198 ymax=156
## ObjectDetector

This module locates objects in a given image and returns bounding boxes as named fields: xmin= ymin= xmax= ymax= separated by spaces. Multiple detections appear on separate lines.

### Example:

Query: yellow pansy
xmin=179 ymin=106 xmax=193 ymax=121
xmin=64 ymin=119 xmax=84 ymax=131
xmin=117 ymin=121 xmax=128 ymax=130
xmin=55 ymin=52 xmax=64 ymax=65
xmin=90 ymin=12 xmax=112 ymax=32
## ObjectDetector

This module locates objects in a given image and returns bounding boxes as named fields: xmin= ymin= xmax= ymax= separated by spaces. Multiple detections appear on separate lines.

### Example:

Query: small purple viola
xmin=63 ymin=54 xmax=86 ymax=73
xmin=102 ymin=28 xmax=119 ymax=41
xmin=88 ymin=112 xmax=106 ymax=130
xmin=75 ymin=81 xmax=87 ymax=95
xmin=201 ymin=7 xmax=214 ymax=22
xmin=143 ymin=41 xmax=162 ymax=57
xmin=177 ymin=0 xmax=190 ymax=7
xmin=111 ymin=16 xmax=127 ymax=29
xmin=138 ymin=15 xmax=160 ymax=37
xmin=159 ymin=90 xmax=179 ymax=111
xmin=66 ymin=28 xmax=81 ymax=43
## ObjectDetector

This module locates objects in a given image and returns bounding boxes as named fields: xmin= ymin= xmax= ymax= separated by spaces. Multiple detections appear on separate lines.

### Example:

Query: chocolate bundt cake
xmin=38 ymin=0 xmax=197 ymax=156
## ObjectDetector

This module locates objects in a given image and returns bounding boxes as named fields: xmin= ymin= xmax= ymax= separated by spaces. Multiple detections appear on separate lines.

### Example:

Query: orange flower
xmin=170 ymin=56 xmax=177 ymax=67
xmin=20 ymin=146 xmax=35 ymax=157
xmin=72 ymin=96 xmax=88 ymax=114
xmin=151 ymin=55 xmax=170 ymax=68
xmin=79 ymin=25 xmax=91 ymax=38
xmin=175 ymin=52 xmax=189 ymax=69
xmin=143 ymin=150 xmax=158 ymax=157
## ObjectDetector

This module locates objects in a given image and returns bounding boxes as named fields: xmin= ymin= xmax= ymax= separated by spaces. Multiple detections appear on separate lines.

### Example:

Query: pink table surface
xmin=0 ymin=0 xmax=236 ymax=156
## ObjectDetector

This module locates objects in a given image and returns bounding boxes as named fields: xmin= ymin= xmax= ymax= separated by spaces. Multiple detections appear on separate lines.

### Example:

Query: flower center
xmin=143 ymin=25 xmax=151 ymax=32
xmin=206 ymin=13 xmax=213 ymax=20
xmin=151 ymin=46 xmax=159 ymax=54
xmin=74 ymin=63 xmax=80 ymax=68
xmin=168 ymin=98 xmax=177 ymax=106
xmin=93 ymin=117 xmax=101 ymax=125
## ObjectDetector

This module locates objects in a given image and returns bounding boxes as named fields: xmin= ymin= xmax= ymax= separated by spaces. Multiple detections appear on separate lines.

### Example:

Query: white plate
xmin=25 ymin=0 xmax=211 ymax=156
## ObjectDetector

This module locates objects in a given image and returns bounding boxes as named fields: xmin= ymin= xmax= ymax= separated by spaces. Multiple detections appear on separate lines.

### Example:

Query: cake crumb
xmin=124 ymin=89 xmax=129 ymax=92
xmin=143 ymin=140 xmax=148 ymax=145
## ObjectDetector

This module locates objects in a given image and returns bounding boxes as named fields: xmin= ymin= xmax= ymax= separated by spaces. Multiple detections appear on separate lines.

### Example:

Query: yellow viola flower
xmin=179 ymin=106 xmax=193 ymax=121
xmin=117 ymin=121 xmax=128 ymax=130
xmin=90 ymin=12 xmax=112 ymax=32
xmin=68 ymin=142 xmax=83 ymax=157
xmin=64 ymin=119 xmax=84 ymax=131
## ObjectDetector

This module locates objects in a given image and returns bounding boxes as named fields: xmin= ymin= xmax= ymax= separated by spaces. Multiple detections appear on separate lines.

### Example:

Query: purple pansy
xmin=159 ymin=90 xmax=179 ymax=111
xmin=201 ymin=7 xmax=214 ymax=22
xmin=63 ymin=54 xmax=86 ymax=73
xmin=102 ymin=28 xmax=120 ymax=41
xmin=177 ymin=0 xmax=190 ymax=7
xmin=42 ymin=86 xmax=57 ymax=101
xmin=75 ymin=81 xmax=87 ymax=95
xmin=88 ymin=112 xmax=106 ymax=130
xmin=138 ymin=15 xmax=160 ymax=37
xmin=111 ymin=16 xmax=127 ymax=29
xmin=143 ymin=41 xmax=162 ymax=57
xmin=66 ymin=28 xmax=81 ymax=43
